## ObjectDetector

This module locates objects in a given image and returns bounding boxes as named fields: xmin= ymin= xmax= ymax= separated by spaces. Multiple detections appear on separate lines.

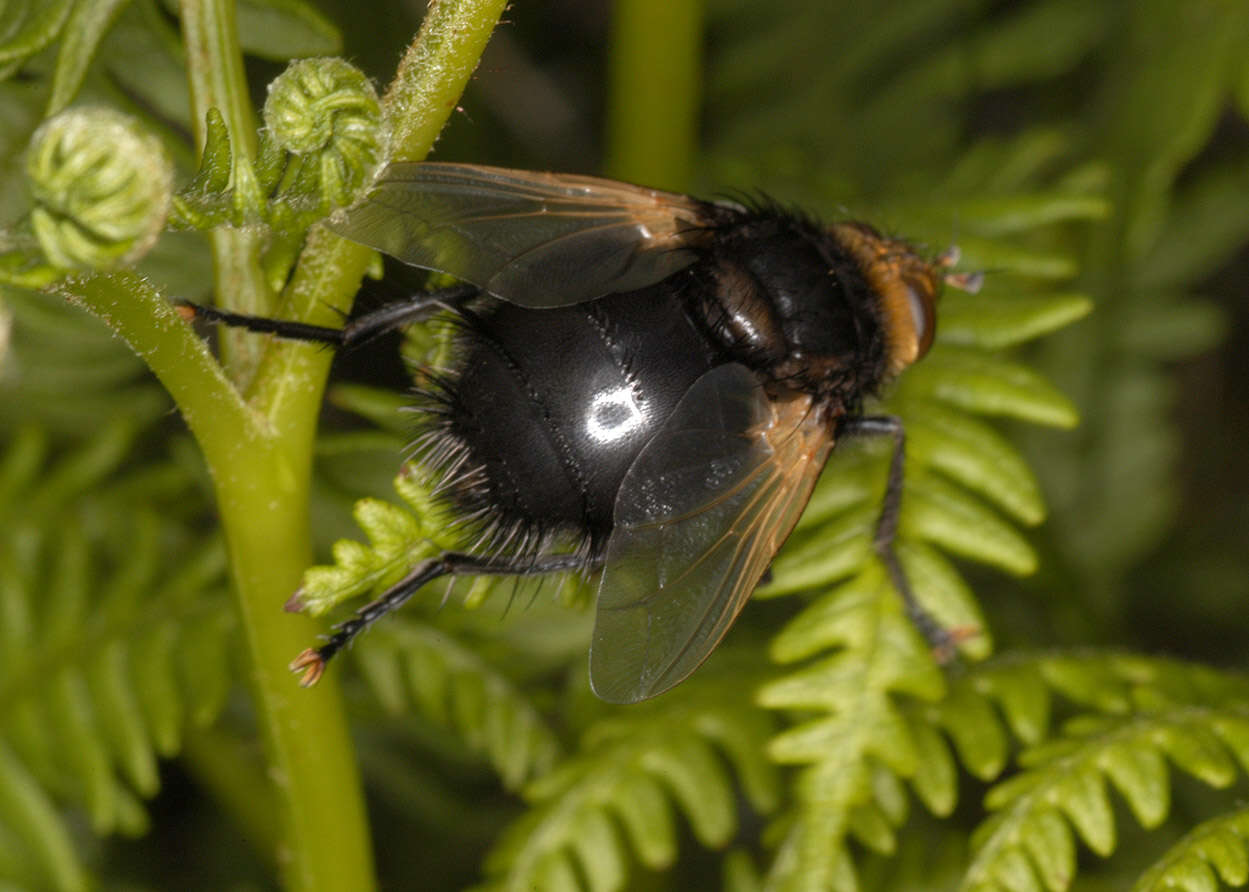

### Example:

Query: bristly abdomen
xmin=408 ymin=284 xmax=722 ymax=563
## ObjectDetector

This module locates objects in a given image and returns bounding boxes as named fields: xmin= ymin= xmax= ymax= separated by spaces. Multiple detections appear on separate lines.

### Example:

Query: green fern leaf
xmin=902 ymin=347 xmax=1079 ymax=429
xmin=759 ymin=565 xmax=941 ymax=890
xmin=905 ymin=404 xmax=1045 ymax=525
xmin=934 ymin=680 xmax=1010 ymax=782
xmin=298 ymin=486 xmax=447 ymax=616
xmin=958 ymin=659 xmax=1249 ymax=892
xmin=970 ymin=659 xmax=1053 ymax=745
xmin=1134 ymin=806 xmax=1249 ymax=892
xmin=0 ymin=290 xmax=168 ymax=434
xmin=475 ymin=670 xmax=778 ymax=892
xmin=353 ymin=619 xmax=562 ymax=790
xmin=904 ymin=710 xmax=958 ymax=817
xmin=0 ymin=424 xmax=234 ymax=892
xmin=750 ymin=136 xmax=1091 ymax=885
xmin=904 ymin=471 xmax=1037 ymax=575
xmin=235 ymin=0 xmax=342 ymax=60
xmin=938 ymin=292 xmax=1093 ymax=351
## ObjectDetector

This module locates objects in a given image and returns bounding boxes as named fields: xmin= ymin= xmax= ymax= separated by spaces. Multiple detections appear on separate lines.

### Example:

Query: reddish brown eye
xmin=905 ymin=277 xmax=937 ymax=360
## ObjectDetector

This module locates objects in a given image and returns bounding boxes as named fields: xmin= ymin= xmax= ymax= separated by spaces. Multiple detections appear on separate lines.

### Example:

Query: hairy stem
xmin=162 ymin=0 xmax=511 ymax=889
xmin=179 ymin=0 xmax=269 ymax=381
xmin=381 ymin=0 xmax=512 ymax=163
xmin=176 ymin=0 xmax=374 ymax=887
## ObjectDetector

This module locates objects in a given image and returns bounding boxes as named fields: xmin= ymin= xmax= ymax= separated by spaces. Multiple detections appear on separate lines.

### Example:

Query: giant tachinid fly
xmin=184 ymin=162 xmax=980 ymax=703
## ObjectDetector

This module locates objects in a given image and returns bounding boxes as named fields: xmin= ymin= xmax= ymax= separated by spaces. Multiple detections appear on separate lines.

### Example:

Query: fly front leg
xmin=843 ymin=414 xmax=961 ymax=660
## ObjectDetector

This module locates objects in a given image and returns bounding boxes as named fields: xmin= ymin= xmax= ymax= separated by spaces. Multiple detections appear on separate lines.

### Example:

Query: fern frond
xmin=1133 ymin=805 xmax=1249 ymax=892
xmin=0 ymin=288 xmax=168 ymax=433
xmin=474 ymin=666 xmax=779 ymax=892
xmin=0 ymin=424 xmax=233 ymax=892
xmin=760 ymin=648 xmax=1249 ymax=892
xmin=906 ymin=652 xmax=1249 ymax=892
xmin=962 ymin=705 xmax=1249 ymax=892
xmin=752 ymin=145 xmax=1101 ymax=889
xmin=353 ymin=618 xmax=563 ymax=791
xmin=298 ymin=445 xmax=595 ymax=614
xmin=760 ymin=563 xmax=943 ymax=892
xmin=307 ymin=432 xmax=588 ymax=792
xmin=1020 ymin=1 xmax=1249 ymax=609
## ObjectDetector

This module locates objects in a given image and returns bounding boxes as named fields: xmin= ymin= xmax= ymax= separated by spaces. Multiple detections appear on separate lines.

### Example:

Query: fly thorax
xmin=701 ymin=257 xmax=788 ymax=365
xmin=696 ymin=213 xmax=898 ymax=401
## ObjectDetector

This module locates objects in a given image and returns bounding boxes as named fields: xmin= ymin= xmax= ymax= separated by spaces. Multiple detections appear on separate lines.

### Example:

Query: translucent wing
xmin=590 ymin=364 xmax=834 ymax=703
xmin=326 ymin=162 xmax=715 ymax=307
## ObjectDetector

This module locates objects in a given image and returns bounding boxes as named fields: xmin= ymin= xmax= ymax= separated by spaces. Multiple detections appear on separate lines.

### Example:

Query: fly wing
xmin=326 ymin=162 xmax=716 ymax=307
xmin=590 ymin=364 xmax=833 ymax=703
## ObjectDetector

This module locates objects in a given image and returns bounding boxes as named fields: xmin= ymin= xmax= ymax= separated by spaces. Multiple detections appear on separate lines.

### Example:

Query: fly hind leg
xmin=290 ymin=551 xmax=588 ymax=686
xmin=177 ymin=283 xmax=479 ymax=348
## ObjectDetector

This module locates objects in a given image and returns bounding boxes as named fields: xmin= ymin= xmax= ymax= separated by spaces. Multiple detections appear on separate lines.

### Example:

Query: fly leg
xmin=177 ymin=283 xmax=479 ymax=348
xmin=289 ymin=552 xmax=588 ymax=686
xmin=844 ymin=415 xmax=962 ymax=661
xmin=181 ymin=281 xmax=543 ymax=687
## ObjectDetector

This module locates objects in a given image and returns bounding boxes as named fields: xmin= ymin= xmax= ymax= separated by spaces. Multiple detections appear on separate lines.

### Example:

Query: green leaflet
xmin=1134 ymin=806 xmax=1249 ymax=892
xmin=235 ymin=0 xmax=341 ymax=60
xmin=937 ymin=292 xmax=1093 ymax=352
xmin=0 ymin=0 xmax=74 ymax=75
xmin=0 ymin=423 xmax=233 ymax=892
xmin=47 ymin=0 xmax=134 ymax=115
xmin=966 ymin=709 xmax=1249 ymax=890
xmin=476 ymin=669 xmax=779 ymax=892
xmin=355 ymin=619 xmax=563 ymax=791
xmin=901 ymin=347 xmax=1080 ymax=428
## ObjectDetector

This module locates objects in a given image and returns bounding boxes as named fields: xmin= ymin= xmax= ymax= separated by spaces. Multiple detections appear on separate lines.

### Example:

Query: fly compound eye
xmin=905 ymin=275 xmax=937 ymax=360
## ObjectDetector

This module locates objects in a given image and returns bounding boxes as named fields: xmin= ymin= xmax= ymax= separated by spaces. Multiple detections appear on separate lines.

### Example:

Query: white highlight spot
xmin=586 ymin=386 xmax=645 ymax=444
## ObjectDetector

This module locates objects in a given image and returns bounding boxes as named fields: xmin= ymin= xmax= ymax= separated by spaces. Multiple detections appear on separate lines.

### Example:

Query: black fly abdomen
xmin=416 ymin=283 xmax=722 ymax=558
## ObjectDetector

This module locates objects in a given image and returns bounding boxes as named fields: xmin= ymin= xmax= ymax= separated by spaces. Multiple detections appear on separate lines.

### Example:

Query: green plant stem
xmin=253 ymin=0 xmax=513 ymax=454
xmin=179 ymin=0 xmax=269 ymax=381
xmin=380 ymin=0 xmax=511 ymax=162
xmin=54 ymin=271 xmax=372 ymax=891
xmin=215 ymin=498 xmax=370 ymax=892
xmin=82 ymin=1 xmax=511 ymax=890
xmin=176 ymin=0 xmax=376 ymax=888
xmin=52 ymin=272 xmax=257 ymax=448
xmin=604 ymin=0 xmax=703 ymax=190
xmin=61 ymin=2 xmax=511 ymax=886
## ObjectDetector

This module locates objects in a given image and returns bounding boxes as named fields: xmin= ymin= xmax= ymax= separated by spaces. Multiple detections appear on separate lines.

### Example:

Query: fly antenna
xmin=936 ymin=244 xmax=984 ymax=294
